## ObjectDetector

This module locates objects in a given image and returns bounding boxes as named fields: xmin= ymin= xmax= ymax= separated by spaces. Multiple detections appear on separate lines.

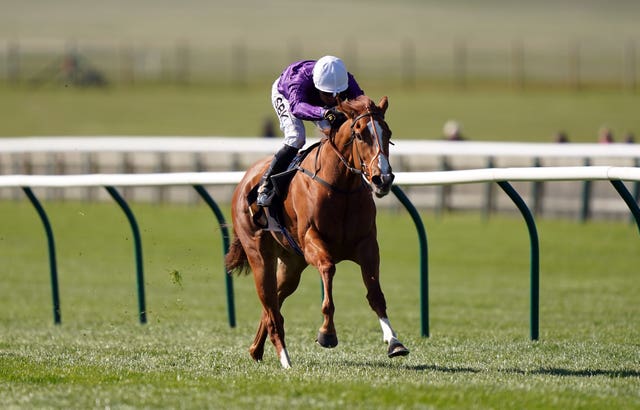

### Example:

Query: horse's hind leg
xmin=242 ymin=240 xmax=293 ymax=368
xmin=249 ymin=310 xmax=269 ymax=362
xmin=249 ymin=255 xmax=306 ymax=366
xmin=358 ymin=243 xmax=409 ymax=358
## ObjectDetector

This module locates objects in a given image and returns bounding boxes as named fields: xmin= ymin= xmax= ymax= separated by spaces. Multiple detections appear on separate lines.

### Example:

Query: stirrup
xmin=256 ymin=189 xmax=275 ymax=207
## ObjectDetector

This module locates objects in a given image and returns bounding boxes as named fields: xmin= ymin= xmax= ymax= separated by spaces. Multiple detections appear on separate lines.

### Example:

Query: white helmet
xmin=313 ymin=56 xmax=348 ymax=95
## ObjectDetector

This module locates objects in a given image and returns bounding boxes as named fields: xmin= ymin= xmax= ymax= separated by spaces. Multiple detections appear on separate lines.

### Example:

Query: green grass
xmin=0 ymin=200 xmax=638 ymax=409
xmin=1 ymin=84 xmax=639 ymax=142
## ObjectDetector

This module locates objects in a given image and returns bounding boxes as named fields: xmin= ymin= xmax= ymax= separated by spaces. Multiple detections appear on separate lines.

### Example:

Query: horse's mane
xmin=340 ymin=95 xmax=377 ymax=118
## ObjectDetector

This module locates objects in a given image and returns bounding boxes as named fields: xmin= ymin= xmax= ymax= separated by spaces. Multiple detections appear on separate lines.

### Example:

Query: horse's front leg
xmin=358 ymin=240 xmax=410 ymax=358
xmin=304 ymin=228 xmax=338 ymax=348
xmin=317 ymin=262 xmax=338 ymax=348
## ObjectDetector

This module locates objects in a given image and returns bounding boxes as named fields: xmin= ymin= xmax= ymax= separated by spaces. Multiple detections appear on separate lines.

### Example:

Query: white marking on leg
xmin=279 ymin=348 xmax=291 ymax=369
xmin=378 ymin=317 xmax=397 ymax=344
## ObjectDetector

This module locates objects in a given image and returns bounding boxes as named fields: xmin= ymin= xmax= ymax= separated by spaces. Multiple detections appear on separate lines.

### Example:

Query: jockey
xmin=256 ymin=55 xmax=365 ymax=207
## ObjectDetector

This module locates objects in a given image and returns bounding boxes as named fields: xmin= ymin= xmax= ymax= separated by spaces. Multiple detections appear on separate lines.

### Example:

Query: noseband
xmin=348 ymin=110 xmax=388 ymax=178
xmin=297 ymin=108 xmax=390 ymax=194
xmin=326 ymin=109 xmax=387 ymax=178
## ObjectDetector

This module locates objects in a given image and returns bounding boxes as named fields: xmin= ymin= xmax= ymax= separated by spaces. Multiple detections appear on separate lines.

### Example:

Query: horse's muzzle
xmin=371 ymin=173 xmax=395 ymax=197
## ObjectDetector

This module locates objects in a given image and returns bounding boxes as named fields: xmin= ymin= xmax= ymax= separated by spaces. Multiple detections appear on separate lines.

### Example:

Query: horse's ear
xmin=378 ymin=96 xmax=389 ymax=114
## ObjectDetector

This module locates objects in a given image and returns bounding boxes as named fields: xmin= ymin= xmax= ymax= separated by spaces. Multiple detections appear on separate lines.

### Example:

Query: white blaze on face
xmin=367 ymin=120 xmax=391 ymax=175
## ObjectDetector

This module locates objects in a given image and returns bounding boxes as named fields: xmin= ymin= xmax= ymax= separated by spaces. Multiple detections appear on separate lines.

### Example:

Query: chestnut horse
xmin=225 ymin=95 xmax=409 ymax=368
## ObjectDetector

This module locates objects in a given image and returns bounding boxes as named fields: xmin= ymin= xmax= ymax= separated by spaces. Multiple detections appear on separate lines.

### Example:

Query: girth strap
xmin=296 ymin=165 xmax=369 ymax=195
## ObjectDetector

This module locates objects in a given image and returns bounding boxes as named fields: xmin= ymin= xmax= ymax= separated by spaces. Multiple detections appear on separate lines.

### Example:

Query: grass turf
xmin=0 ymin=200 xmax=638 ymax=409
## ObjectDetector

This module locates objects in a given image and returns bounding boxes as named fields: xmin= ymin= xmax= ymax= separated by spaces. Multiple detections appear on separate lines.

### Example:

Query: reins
xmin=296 ymin=109 xmax=384 ymax=194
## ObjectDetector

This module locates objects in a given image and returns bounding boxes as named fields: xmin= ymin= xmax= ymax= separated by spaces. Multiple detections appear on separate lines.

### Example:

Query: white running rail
xmin=0 ymin=166 xmax=639 ymax=188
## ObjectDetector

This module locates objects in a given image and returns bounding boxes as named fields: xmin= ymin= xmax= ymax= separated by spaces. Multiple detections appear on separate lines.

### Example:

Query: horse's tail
xmin=225 ymin=234 xmax=251 ymax=275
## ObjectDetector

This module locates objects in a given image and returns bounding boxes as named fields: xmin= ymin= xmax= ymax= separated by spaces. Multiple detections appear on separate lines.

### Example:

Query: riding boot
xmin=257 ymin=144 xmax=299 ymax=207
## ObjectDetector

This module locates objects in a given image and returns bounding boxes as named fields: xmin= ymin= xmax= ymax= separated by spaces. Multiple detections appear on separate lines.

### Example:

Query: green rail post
xmin=632 ymin=158 xmax=640 ymax=225
xmin=531 ymin=157 xmax=543 ymax=216
xmin=610 ymin=180 xmax=640 ymax=235
xmin=391 ymin=185 xmax=429 ymax=337
xmin=497 ymin=181 xmax=539 ymax=341
xmin=580 ymin=158 xmax=592 ymax=222
xmin=437 ymin=156 xmax=451 ymax=216
xmin=483 ymin=157 xmax=495 ymax=219
xmin=193 ymin=185 xmax=236 ymax=328
xmin=105 ymin=186 xmax=147 ymax=324
xmin=22 ymin=187 xmax=61 ymax=325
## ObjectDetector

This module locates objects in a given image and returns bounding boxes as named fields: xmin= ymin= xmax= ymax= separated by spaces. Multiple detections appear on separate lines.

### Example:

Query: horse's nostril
xmin=372 ymin=173 xmax=395 ymax=187
xmin=384 ymin=173 xmax=395 ymax=185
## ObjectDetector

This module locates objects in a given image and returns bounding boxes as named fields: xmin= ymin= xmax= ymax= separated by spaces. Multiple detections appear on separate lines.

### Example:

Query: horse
xmin=225 ymin=95 xmax=409 ymax=368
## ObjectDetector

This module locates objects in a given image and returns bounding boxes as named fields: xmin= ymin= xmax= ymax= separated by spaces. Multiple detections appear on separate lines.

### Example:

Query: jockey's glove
xmin=323 ymin=107 xmax=346 ymax=127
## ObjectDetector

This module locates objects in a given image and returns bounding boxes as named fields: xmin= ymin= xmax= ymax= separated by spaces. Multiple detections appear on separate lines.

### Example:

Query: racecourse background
xmin=1 ymin=0 xmax=638 ymax=217
xmin=2 ymin=137 xmax=639 ymax=221
xmin=2 ymin=2 xmax=639 ymax=408
xmin=1 ymin=0 xmax=639 ymax=89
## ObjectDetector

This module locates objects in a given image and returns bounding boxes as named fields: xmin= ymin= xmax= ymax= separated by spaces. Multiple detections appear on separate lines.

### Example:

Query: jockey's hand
xmin=323 ymin=107 xmax=346 ymax=127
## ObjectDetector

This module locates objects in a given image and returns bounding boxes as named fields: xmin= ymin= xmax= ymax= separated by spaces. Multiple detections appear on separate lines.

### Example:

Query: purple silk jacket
xmin=276 ymin=60 xmax=364 ymax=121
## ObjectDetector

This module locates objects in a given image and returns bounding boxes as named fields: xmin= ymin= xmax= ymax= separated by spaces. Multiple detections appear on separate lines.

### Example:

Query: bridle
xmin=296 ymin=104 xmax=391 ymax=194
xmin=324 ymin=109 xmax=389 ymax=179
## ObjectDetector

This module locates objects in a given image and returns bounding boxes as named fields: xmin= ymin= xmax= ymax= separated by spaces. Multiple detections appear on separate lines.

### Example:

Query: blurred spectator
xmin=261 ymin=117 xmax=276 ymax=138
xmin=61 ymin=54 xmax=79 ymax=84
xmin=598 ymin=127 xmax=614 ymax=143
xmin=59 ymin=52 xmax=107 ymax=87
xmin=623 ymin=132 xmax=635 ymax=143
xmin=443 ymin=120 xmax=465 ymax=141
xmin=553 ymin=131 xmax=570 ymax=143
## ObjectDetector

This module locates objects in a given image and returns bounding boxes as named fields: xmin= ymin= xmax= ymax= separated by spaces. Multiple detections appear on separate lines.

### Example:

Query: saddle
xmin=247 ymin=142 xmax=321 ymax=255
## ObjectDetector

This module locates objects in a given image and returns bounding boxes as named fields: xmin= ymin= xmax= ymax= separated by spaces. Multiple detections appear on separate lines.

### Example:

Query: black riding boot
xmin=256 ymin=144 xmax=299 ymax=207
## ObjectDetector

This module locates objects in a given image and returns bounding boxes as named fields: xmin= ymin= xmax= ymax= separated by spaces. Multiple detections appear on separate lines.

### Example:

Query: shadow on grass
xmin=406 ymin=364 xmax=480 ymax=374
xmin=504 ymin=367 xmax=640 ymax=378
xmin=343 ymin=360 xmax=480 ymax=374
xmin=345 ymin=361 xmax=640 ymax=378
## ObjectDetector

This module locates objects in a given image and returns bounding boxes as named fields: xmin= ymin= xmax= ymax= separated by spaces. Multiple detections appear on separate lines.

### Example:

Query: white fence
xmin=1 ymin=137 xmax=639 ymax=220
xmin=2 ymin=168 xmax=638 ymax=333
xmin=2 ymin=136 xmax=640 ymax=158
xmin=1 ymin=166 xmax=639 ymax=188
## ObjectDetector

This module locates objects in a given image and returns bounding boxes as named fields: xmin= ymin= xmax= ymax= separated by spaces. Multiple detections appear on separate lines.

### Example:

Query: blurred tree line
xmin=1 ymin=38 xmax=637 ymax=91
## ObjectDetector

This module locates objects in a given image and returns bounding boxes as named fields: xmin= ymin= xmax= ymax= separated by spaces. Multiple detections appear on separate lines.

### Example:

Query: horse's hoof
xmin=249 ymin=345 xmax=264 ymax=362
xmin=316 ymin=331 xmax=338 ymax=348
xmin=387 ymin=340 xmax=410 ymax=358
